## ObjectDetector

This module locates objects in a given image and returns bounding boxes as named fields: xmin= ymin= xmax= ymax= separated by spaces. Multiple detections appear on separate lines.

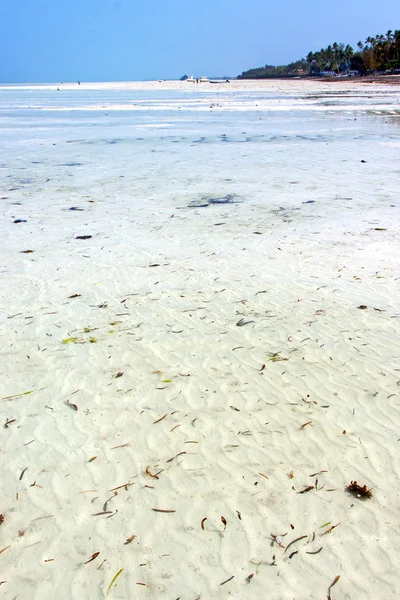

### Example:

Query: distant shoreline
xmin=240 ymin=74 xmax=400 ymax=85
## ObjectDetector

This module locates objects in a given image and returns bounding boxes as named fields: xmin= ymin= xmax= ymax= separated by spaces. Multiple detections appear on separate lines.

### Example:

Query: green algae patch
xmin=62 ymin=337 xmax=78 ymax=345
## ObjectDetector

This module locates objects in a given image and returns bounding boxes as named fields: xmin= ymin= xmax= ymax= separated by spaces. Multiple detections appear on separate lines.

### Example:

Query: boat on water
xmin=199 ymin=76 xmax=210 ymax=83
xmin=186 ymin=76 xmax=196 ymax=82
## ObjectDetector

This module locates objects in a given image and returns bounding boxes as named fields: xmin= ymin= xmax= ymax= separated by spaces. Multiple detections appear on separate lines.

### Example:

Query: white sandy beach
xmin=1 ymin=79 xmax=400 ymax=599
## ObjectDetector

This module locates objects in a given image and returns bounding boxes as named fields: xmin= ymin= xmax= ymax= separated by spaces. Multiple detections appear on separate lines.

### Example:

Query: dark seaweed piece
xmin=13 ymin=219 xmax=27 ymax=223
xmin=306 ymin=547 xmax=323 ymax=555
xmin=284 ymin=535 xmax=308 ymax=553
xmin=236 ymin=318 xmax=255 ymax=327
xmin=124 ymin=535 xmax=136 ymax=545
xmin=328 ymin=575 xmax=340 ymax=600
xmin=220 ymin=575 xmax=234 ymax=586
xmin=65 ymin=400 xmax=78 ymax=411
xmin=298 ymin=486 xmax=314 ymax=494
xmin=357 ymin=305 xmax=368 ymax=310
xmin=188 ymin=194 xmax=240 ymax=208
xmin=75 ymin=235 xmax=92 ymax=240
xmin=208 ymin=194 xmax=237 ymax=205
xmin=346 ymin=480 xmax=372 ymax=499
xmin=0 ymin=514 xmax=4 ymax=525
xmin=69 ymin=207 xmax=84 ymax=211
xmin=19 ymin=467 xmax=28 ymax=480
xmin=20 ymin=250 xmax=34 ymax=253
xmin=84 ymin=552 xmax=100 ymax=565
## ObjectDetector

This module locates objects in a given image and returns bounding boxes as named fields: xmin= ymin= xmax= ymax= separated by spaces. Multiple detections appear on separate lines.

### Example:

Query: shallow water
xmin=1 ymin=81 xmax=399 ymax=229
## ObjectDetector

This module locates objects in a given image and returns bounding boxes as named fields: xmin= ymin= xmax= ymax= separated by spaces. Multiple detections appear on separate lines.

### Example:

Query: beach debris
xmin=88 ymin=457 xmax=97 ymax=463
xmin=301 ymin=421 xmax=312 ymax=429
xmin=110 ymin=442 xmax=131 ymax=450
xmin=84 ymin=552 xmax=100 ymax=565
xmin=2 ymin=389 xmax=35 ymax=400
xmin=92 ymin=511 xmax=113 ymax=517
xmin=166 ymin=451 xmax=186 ymax=463
xmin=298 ymin=486 xmax=314 ymax=494
xmin=374 ymin=228 xmax=386 ymax=231
xmin=13 ymin=219 xmax=27 ymax=223
xmin=75 ymin=235 xmax=92 ymax=240
xmin=327 ymin=575 xmax=340 ymax=600
xmin=19 ymin=467 xmax=28 ymax=480
xmin=320 ymin=523 xmax=341 ymax=536
xmin=289 ymin=471 xmax=294 ymax=479
xmin=357 ymin=305 xmax=368 ymax=310
xmin=236 ymin=510 xmax=242 ymax=520
xmin=109 ymin=482 xmax=133 ymax=492
xmin=220 ymin=575 xmax=234 ymax=586
xmin=145 ymin=466 xmax=162 ymax=479
xmin=69 ymin=207 xmax=84 ymax=211
xmin=201 ymin=518 xmax=207 ymax=530
xmin=270 ymin=533 xmax=286 ymax=548
xmin=306 ymin=547 xmax=323 ymax=555
xmin=236 ymin=318 xmax=254 ymax=326
xmin=62 ymin=337 xmax=78 ymax=344
xmin=268 ymin=352 xmax=288 ymax=362
xmin=4 ymin=418 xmax=16 ymax=428
xmin=153 ymin=413 xmax=167 ymax=424
xmin=0 ymin=514 xmax=4 ymax=526
xmin=221 ymin=516 xmax=227 ymax=530
xmin=20 ymin=249 xmax=34 ymax=253
xmin=346 ymin=481 xmax=373 ymax=499
xmin=68 ymin=293 xmax=81 ymax=298
xmin=245 ymin=573 xmax=254 ymax=584
xmin=124 ymin=535 xmax=136 ymax=545
xmin=114 ymin=372 xmax=123 ymax=378
xmin=188 ymin=194 xmax=240 ymax=208
xmin=152 ymin=508 xmax=176 ymax=513
xmin=65 ymin=400 xmax=78 ymax=411
xmin=107 ymin=569 xmax=124 ymax=596
xmin=310 ymin=470 xmax=327 ymax=477
xmin=284 ymin=535 xmax=308 ymax=554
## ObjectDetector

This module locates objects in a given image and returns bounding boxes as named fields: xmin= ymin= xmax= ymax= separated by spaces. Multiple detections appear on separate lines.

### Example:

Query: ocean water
xmin=1 ymin=81 xmax=399 ymax=221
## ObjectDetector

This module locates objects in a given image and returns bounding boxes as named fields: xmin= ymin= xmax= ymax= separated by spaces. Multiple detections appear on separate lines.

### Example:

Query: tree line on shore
xmin=238 ymin=30 xmax=400 ymax=79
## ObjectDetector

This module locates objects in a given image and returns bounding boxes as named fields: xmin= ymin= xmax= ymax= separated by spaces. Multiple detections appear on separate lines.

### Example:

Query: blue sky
xmin=1 ymin=0 xmax=398 ymax=82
